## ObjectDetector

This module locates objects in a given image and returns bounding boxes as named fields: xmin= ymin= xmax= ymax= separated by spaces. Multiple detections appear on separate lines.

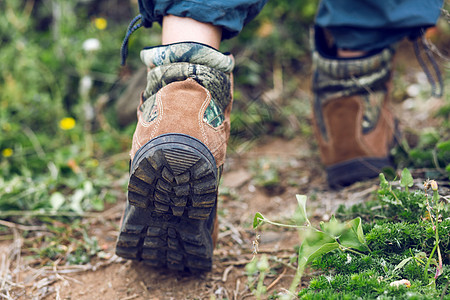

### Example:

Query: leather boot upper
xmin=312 ymin=31 xmax=398 ymax=168
xmin=130 ymin=42 xmax=235 ymax=168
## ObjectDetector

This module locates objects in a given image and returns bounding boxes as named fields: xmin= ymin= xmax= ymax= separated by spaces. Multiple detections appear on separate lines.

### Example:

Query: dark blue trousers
xmin=138 ymin=0 xmax=443 ymax=51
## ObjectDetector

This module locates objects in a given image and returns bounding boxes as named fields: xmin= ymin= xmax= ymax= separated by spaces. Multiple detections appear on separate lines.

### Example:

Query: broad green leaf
xmin=304 ymin=242 xmax=340 ymax=265
xmin=298 ymin=229 xmax=338 ymax=265
xmin=299 ymin=229 xmax=340 ymax=267
xmin=253 ymin=212 xmax=265 ymax=229
xmin=295 ymin=194 xmax=310 ymax=225
xmin=400 ymin=168 xmax=414 ymax=189
xmin=339 ymin=217 xmax=370 ymax=252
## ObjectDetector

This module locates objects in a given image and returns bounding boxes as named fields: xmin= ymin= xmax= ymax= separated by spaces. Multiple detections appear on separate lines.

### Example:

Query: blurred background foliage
xmin=0 ymin=0 xmax=449 ymax=220
xmin=0 ymin=0 xmax=320 ymax=217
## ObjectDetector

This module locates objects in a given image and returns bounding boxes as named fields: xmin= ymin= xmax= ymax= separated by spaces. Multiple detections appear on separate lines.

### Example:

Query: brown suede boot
xmin=312 ymin=29 xmax=400 ymax=188
xmin=115 ymin=42 xmax=234 ymax=271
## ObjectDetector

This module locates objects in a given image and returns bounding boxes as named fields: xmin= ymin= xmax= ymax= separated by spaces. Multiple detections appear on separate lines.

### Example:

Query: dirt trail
xmin=1 ymin=42 xmax=447 ymax=299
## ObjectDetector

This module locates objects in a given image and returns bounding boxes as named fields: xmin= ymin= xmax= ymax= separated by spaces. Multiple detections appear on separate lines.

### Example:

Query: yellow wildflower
xmin=2 ymin=148 xmax=13 ymax=157
xmin=2 ymin=123 xmax=11 ymax=131
xmin=59 ymin=117 xmax=76 ymax=130
xmin=90 ymin=159 xmax=99 ymax=167
xmin=424 ymin=179 xmax=438 ymax=191
xmin=430 ymin=180 xmax=438 ymax=191
xmin=94 ymin=17 xmax=107 ymax=30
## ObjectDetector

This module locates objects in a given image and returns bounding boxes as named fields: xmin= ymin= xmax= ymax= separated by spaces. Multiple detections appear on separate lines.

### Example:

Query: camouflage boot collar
xmin=140 ymin=42 xmax=234 ymax=73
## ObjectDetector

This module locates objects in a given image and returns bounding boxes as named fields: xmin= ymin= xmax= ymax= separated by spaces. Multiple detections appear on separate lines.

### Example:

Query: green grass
xmin=251 ymin=170 xmax=450 ymax=299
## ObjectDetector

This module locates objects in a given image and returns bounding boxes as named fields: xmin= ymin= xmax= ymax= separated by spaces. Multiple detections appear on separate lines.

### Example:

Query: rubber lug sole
xmin=326 ymin=156 xmax=393 ymax=188
xmin=116 ymin=134 xmax=218 ymax=272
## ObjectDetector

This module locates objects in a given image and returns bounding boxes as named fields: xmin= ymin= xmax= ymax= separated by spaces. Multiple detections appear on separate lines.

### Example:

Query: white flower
xmin=82 ymin=38 xmax=101 ymax=52
xmin=79 ymin=75 xmax=93 ymax=96
xmin=406 ymin=84 xmax=420 ymax=97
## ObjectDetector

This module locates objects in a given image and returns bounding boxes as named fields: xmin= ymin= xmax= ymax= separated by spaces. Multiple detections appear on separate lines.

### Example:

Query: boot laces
xmin=120 ymin=14 xmax=143 ymax=66
xmin=413 ymin=34 xmax=444 ymax=98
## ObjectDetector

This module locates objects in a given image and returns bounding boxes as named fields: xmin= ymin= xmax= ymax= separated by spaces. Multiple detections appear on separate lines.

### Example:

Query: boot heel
xmin=116 ymin=133 xmax=218 ymax=271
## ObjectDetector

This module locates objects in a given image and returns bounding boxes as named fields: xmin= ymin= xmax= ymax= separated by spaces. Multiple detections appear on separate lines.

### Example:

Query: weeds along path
xmin=1 ymin=42 xmax=449 ymax=300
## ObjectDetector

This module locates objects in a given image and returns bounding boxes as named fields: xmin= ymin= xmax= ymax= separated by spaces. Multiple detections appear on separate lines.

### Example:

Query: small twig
xmin=234 ymin=278 xmax=241 ymax=300
xmin=222 ymin=265 xmax=234 ymax=283
xmin=0 ymin=220 xmax=46 ymax=231
xmin=223 ymin=259 xmax=252 ymax=266
xmin=267 ymin=268 xmax=287 ymax=292
xmin=269 ymin=256 xmax=297 ymax=271
xmin=100 ymin=152 xmax=130 ymax=169
xmin=12 ymin=228 xmax=22 ymax=284
xmin=120 ymin=294 xmax=140 ymax=300
xmin=242 ymin=292 xmax=256 ymax=299
xmin=37 ymin=255 xmax=123 ymax=275
xmin=0 ymin=253 xmax=10 ymax=294
xmin=55 ymin=285 xmax=61 ymax=300
xmin=139 ymin=281 xmax=148 ymax=295
xmin=256 ymin=249 xmax=296 ymax=256
xmin=0 ymin=235 xmax=14 ymax=241
xmin=52 ymin=258 xmax=79 ymax=286
xmin=0 ymin=210 xmax=102 ymax=218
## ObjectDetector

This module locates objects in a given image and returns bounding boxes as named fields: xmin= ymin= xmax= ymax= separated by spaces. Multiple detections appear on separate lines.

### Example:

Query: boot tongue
xmin=140 ymin=42 xmax=234 ymax=73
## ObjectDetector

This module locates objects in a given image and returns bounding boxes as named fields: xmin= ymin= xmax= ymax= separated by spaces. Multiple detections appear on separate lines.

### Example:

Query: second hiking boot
xmin=312 ymin=30 xmax=400 ymax=188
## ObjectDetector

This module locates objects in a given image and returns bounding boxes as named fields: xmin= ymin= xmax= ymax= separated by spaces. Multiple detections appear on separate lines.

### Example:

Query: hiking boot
xmin=115 ymin=42 xmax=234 ymax=271
xmin=311 ymin=29 xmax=400 ymax=188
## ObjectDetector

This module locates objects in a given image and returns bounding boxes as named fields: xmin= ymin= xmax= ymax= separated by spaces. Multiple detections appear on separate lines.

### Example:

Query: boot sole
xmin=115 ymin=133 xmax=218 ymax=272
xmin=326 ymin=157 xmax=393 ymax=188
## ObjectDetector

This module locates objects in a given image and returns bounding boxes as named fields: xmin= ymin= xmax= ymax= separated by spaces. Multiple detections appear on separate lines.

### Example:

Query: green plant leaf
xmin=298 ymin=229 xmax=339 ymax=267
xmin=393 ymin=257 xmax=413 ymax=273
xmin=379 ymin=173 xmax=390 ymax=190
xmin=50 ymin=192 xmax=65 ymax=211
xmin=70 ymin=189 xmax=84 ymax=214
xmin=400 ymin=168 xmax=414 ymax=189
xmin=253 ymin=212 xmax=265 ymax=229
xmin=339 ymin=217 xmax=370 ymax=252
xmin=437 ymin=140 xmax=450 ymax=152
xmin=295 ymin=194 xmax=310 ymax=225
xmin=319 ymin=215 xmax=343 ymax=239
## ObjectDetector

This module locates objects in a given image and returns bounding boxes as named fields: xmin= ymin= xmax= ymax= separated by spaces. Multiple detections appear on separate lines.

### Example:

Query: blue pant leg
xmin=138 ymin=0 xmax=268 ymax=40
xmin=315 ymin=0 xmax=443 ymax=51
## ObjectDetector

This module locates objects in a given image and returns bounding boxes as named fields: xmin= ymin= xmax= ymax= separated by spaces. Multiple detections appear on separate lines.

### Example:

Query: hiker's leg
xmin=311 ymin=0 xmax=443 ymax=187
xmin=161 ymin=15 xmax=222 ymax=49
xmin=137 ymin=0 xmax=267 ymax=40
xmin=116 ymin=0 xmax=268 ymax=271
